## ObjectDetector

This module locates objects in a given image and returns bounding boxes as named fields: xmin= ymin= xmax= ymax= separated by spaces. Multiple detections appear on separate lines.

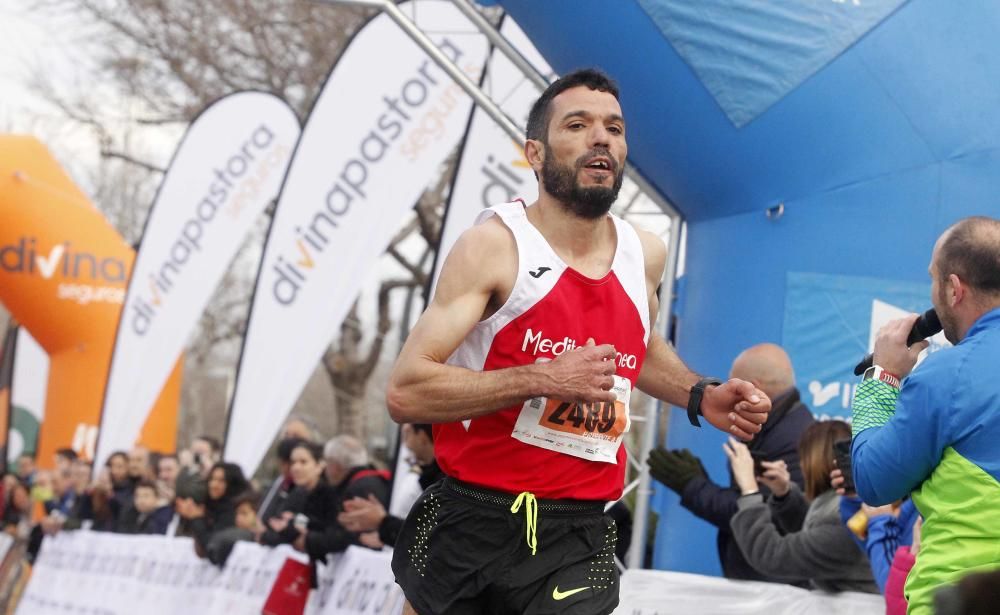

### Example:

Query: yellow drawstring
xmin=510 ymin=492 xmax=538 ymax=556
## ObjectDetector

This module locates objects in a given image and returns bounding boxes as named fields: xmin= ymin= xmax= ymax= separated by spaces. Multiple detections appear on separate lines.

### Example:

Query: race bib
xmin=511 ymin=375 xmax=631 ymax=463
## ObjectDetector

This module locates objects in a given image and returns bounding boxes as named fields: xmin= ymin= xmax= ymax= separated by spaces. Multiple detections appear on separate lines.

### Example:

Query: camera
xmin=294 ymin=513 xmax=309 ymax=532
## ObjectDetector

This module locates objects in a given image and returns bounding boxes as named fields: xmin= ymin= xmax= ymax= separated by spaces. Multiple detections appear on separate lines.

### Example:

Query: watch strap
xmin=863 ymin=365 xmax=901 ymax=389
xmin=687 ymin=377 xmax=723 ymax=427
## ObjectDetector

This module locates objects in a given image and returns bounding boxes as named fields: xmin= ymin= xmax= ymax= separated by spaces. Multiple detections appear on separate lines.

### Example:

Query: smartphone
xmin=833 ymin=438 xmax=855 ymax=492
xmin=294 ymin=513 xmax=309 ymax=532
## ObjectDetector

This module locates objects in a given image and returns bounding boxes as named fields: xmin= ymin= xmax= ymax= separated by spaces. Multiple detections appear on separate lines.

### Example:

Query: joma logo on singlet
xmin=521 ymin=328 xmax=637 ymax=369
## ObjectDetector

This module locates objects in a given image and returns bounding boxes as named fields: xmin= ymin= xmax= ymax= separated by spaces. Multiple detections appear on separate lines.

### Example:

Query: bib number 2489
xmin=545 ymin=400 xmax=617 ymax=434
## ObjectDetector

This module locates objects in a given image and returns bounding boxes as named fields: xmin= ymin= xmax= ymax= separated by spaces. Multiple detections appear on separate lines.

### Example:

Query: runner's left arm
xmin=632 ymin=228 xmax=770 ymax=440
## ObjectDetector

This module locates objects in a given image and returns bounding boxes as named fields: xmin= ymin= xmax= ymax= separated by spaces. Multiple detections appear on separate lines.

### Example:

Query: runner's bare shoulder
xmin=434 ymin=216 xmax=517 ymax=305
xmin=631 ymin=224 xmax=668 ymax=286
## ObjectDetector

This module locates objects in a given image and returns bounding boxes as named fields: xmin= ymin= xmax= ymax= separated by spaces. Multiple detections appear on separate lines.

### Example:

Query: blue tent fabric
xmin=636 ymin=0 xmax=911 ymax=127
xmin=485 ymin=0 xmax=1000 ymax=576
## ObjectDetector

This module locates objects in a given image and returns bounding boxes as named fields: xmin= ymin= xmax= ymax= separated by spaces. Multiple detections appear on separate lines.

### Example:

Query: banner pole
xmin=1 ymin=324 xmax=18 ymax=472
xmin=320 ymin=0 xmax=525 ymax=144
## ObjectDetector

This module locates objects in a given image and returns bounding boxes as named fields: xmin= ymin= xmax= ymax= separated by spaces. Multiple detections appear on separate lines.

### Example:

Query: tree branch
xmin=99 ymin=148 xmax=166 ymax=174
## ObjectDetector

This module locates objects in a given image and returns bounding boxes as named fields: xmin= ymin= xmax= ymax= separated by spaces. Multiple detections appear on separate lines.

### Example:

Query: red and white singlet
xmin=434 ymin=201 xmax=650 ymax=501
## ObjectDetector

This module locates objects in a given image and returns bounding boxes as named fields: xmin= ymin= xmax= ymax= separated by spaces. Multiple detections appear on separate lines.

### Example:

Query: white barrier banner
xmin=225 ymin=0 xmax=489 ymax=475
xmin=8 ymin=327 xmax=48 ymax=462
xmin=613 ymin=569 xmax=884 ymax=615
xmin=16 ymin=534 xmax=885 ymax=615
xmin=312 ymin=546 xmax=402 ymax=615
xmin=95 ymin=91 xmax=299 ymax=470
xmin=17 ymin=531 xmax=307 ymax=615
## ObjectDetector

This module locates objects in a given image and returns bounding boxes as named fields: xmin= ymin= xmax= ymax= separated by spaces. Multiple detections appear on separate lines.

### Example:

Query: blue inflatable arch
xmin=480 ymin=0 xmax=1000 ymax=574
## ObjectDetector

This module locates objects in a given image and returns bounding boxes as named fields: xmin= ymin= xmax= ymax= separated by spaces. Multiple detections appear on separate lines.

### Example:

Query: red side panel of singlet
xmin=433 ymin=268 xmax=647 ymax=501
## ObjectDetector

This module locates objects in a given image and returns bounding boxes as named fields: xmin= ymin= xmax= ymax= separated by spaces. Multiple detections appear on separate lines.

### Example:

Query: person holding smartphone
xmin=726 ymin=420 xmax=878 ymax=593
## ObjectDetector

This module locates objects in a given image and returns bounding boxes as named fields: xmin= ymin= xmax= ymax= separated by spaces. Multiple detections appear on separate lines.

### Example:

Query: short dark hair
xmin=938 ymin=217 xmax=1000 ymax=294
xmin=292 ymin=441 xmax=325 ymax=464
xmin=277 ymin=437 xmax=307 ymax=464
xmin=232 ymin=490 xmax=259 ymax=510
xmin=411 ymin=424 xmax=433 ymax=441
xmin=526 ymin=69 xmax=620 ymax=143
xmin=175 ymin=475 xmax=207 ymax=504
xmin=55 ymin=448 xmax=77 ymax=461
xmin=195 ymin=435 xmax=222 ymax=453
xmin=106 ymin=451 xmax=128 ymax=467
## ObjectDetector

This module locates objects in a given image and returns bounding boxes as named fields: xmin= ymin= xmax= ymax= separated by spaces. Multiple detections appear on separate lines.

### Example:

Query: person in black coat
xmin=339 ymin=424 xmax=439 ymax=549
xmin=258 ymin=437 xmax=308 ymax=527
xmin=177 ymin=461 xmax=250 ymax=563
xmin=204 ymin=462 xmax=250 ymax=532
xmin=116 ymin=480 xmax=172 ymax=535
xmin=648 ymin=343 xmax=815 ymax=582
xmin=260 ymin=441 xmax=337 ymax=550
xmin=308 ymin=435 xmax=390 ymax=559
xmin=106 ymin=451 xmax=133 ymax=526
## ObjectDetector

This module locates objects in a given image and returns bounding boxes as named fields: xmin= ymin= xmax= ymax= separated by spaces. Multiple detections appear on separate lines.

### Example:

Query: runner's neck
xmin=524 ymin=198 xmax=617 ymax=277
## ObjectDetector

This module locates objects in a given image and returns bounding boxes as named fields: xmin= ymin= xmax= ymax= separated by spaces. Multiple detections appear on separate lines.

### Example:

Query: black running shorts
xmin=391 ymin=477 xmax=620 ymax=615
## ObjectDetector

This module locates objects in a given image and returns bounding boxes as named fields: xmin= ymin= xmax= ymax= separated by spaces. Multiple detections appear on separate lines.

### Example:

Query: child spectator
xmin=233 ymin=491 xmax=262 ymax=537
xmin=118 ymin=480 xmax=171 ymax=535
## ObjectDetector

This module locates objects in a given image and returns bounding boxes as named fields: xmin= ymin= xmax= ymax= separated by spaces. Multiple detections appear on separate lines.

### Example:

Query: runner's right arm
xmin=386 ymin=220 xmax=617 ymax=424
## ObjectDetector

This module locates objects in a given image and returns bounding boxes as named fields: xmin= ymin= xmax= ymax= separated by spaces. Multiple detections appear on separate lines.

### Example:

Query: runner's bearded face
xmin=540 ymin=86 xmax=627 ymax=219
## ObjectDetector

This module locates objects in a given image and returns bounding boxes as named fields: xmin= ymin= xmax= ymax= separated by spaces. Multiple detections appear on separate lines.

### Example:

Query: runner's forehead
xmin=550 ymin=87 xmax=624 ymax=126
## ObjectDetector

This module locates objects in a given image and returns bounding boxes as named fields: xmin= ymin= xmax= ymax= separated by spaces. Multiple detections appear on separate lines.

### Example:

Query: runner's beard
xmin=542 ymin=148 xmax=624 ymax=219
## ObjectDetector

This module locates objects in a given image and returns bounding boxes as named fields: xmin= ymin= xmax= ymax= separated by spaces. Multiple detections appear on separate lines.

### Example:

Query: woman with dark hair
xmin=260 ymin=441 xmax=339 ymax=583
xmin=206 ymin=461 xmax=250 ymax=527
xmin=726 ymin=420 xmax=878 ymax=593
xmin=179 ymin=461 xmax=249 ymax=564
xmin=106 ymin=451 xmax=132 ymax=523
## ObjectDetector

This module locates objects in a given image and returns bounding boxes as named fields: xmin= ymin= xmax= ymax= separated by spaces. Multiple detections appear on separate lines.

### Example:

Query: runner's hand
xmin=541 ymin=337 xmax=617 ymax=404
xmin=701 ymin=378 xmax=770 ymax=440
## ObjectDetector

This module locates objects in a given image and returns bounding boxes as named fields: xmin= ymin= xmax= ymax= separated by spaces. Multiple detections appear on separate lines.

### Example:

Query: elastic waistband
xmin=442 ymin=477 xmax=605 ymax=516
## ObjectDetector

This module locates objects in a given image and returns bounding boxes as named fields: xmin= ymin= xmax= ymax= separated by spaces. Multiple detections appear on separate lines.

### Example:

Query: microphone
xmin=853 ymin=308 xmax=942 ymax=376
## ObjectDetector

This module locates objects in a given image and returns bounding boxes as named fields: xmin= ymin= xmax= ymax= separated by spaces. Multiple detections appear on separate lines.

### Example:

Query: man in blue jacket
xmin=852 ymin=216 xmax=1000 ymax=613
xmin=648 ymin=343 xmax=815 ymax=581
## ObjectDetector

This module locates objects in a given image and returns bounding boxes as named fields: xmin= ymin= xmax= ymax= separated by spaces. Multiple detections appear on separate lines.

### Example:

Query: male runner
xmin=387 ymin=69 xmax=771 ymax=615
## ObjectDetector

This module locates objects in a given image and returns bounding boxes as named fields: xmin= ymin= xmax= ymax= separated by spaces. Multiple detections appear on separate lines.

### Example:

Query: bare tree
xmin=321 ymin=151 xmax=457 ymax=437
xmin=27 ymin=0 xmax=454 ymax=453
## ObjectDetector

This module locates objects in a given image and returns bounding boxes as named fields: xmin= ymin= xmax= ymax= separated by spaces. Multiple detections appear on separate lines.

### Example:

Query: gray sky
xmin=0 ymin=2 xmax=180 ymax=192
xmin=1 ymin=4 xmax=84 ymax=133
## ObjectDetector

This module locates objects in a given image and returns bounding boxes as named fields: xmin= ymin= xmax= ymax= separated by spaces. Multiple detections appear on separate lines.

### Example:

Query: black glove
xmin=647 ymin=448 xmax=707 ymax=494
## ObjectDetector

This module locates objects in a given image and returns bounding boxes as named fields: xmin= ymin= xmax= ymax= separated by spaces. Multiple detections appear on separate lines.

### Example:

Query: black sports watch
xmin=687 ymin=377 xmax=723 ymax=427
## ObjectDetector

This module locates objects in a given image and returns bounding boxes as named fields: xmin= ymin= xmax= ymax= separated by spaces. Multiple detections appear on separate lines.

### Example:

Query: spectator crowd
xmin=3 ymin=337 xmax=999 ymax=614
xmin=0 ymin=417 xmax=423 ymax=587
